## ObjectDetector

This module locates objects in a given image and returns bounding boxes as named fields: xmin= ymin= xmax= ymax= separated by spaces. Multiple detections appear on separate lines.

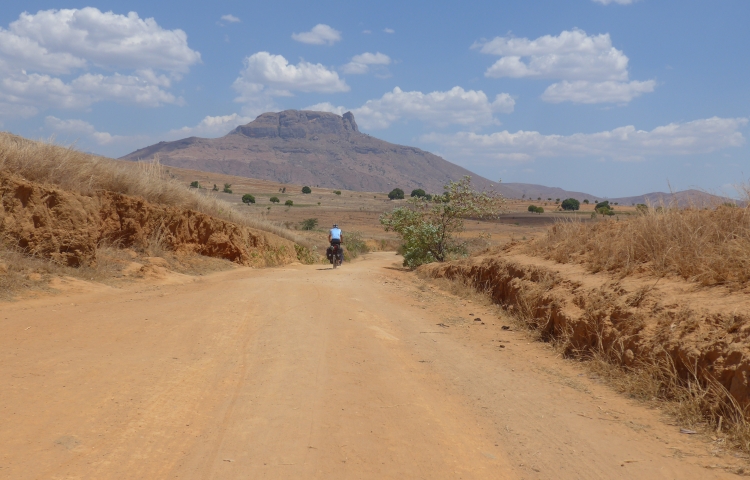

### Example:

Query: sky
xmin=0 ymin=0 xmax=748 ymax=198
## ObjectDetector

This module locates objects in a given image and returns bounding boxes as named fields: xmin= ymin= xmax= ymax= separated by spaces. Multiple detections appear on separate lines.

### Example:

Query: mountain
xmin=120 ymin=110 xmax=505 ymax=194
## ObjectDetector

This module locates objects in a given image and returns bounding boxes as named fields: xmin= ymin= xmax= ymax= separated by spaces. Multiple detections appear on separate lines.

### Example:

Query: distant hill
xmin=120 ymin=109 xmax=733 ymax=205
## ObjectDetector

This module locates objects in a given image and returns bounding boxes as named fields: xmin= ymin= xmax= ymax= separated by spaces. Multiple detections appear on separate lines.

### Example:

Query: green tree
xmin=333 ymin=190 xmax=342 ymax=195
xmin=302 ymin=186 xmax=312 ymax=194
xmin=189 ymin=181 xmax=200 ymax=188
xmin=527 ymin=205 xmax=537 ymax=213
xmin=223 ymin=183 xmax=232 ymax=194
xmin=535 ymin=206 xmax=544 ymax=214
xmin=410 ymin=188 xmax=427 ymax=198
xmin=583 ymin=199 xmax=589 ymax=204
xmin=300 ymin=218 xmax=318 ymax=230
xmin=285 ymin=200 xmax=294 ymax=206
xmin=388 ymin=188 xmax=405 ymax=200
xmin=242 ymin=194 xmax=256 ymax=204
xmin=380 ymin=176 xmax=505 ymax=268
xmin=560 ymin=198 xmax=580 ymax=211
xmin=270 ymin=196 xmax=280 ymax=203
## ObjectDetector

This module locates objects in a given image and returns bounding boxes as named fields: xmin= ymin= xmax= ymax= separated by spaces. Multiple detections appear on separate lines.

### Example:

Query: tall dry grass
xmin=0 ymin=132 xmax=311 ymax=249
xmin=528 ymin=199 xmax=750 ymax=288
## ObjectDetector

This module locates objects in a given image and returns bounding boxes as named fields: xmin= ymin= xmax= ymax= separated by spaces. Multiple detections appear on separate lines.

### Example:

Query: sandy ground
xmin=1 ymin=252 xmax=739 ymax=479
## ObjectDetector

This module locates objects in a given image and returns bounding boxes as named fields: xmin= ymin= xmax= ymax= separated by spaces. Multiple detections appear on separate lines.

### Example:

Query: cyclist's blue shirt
xmin=330 ymin=227 xmax=342 ymax=240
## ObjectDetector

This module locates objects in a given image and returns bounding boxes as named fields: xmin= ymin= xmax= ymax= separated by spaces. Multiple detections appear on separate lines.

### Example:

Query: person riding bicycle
xmin=328 ymin=223 xmax=344 ymax=263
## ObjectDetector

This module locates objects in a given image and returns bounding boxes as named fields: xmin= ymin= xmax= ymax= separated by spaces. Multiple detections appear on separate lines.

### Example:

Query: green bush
xmin=300 ymin=218 xmax=318 ymax=230
xmin=561 ymin=198 xmax=580 ymax=211
xmin=388 ymin=188 xmax=405 ymax=200
xmin=270 ymin=196 xmax=280 ymax=203
xmin=595 ymin=200 xmax=611 ymax=210
xmin=410 ymin=188 xmax=427 ymax=198
xmin=333 ymin=190 xmax=341 ymax=195
xmin=285 ymin=200 xmax=294 ymax=206
xmin=583 ymin=199 xmax=589 ymax=204
xmin=343 ymin=230 xmax=370 ymax=261
xmin=302 ymin=186 xmax=312 ymax=194
xmin=242 ymin=194 xmax=255 ymax=204
xmin=223 ymin=183 xmax=232 ymax=194
xmin=189 ymin=181 xmax=200 ymax=188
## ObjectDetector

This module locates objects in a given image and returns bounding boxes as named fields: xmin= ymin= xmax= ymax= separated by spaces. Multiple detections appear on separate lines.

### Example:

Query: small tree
xmin=212 ymin=184 xmax=218 ymax=191
xmin=270 ymin=196 xmax=280 ymax=203
xmin=583 ymin=199 xmax=589 ymax=204
xmin=410 ymin=188 xmax=427 ymax=198
xmin=189 ymin=181 xmax=200 ymax=188
xmin=300 ymin=218 xmax=318 ymax=230
xmin=388 ymin=188 xmax=405 ymax=200
xmin=223 ymin=183 xmax=232 ymax=194
xmin=302 ymin=186 xmax=312 ymax=194
xmin=285 ymin=200 xmax=294 ymax=206
xmin=242 ymin=194 xmax=255 ymax=204
xmin=282 ymin=187 xmax=286 ymax=193
xmin=333 ymin=190 xmax=342 ymax=195
xmin=527 ymin=205 xmax=537 ymax=213
xmin=560 ymin=198 xmax=580 ymax=211
xmin=535 ymin=206 xmax=544 ymax=214
xmin=380 ymin=176 xmax=505 ymax=268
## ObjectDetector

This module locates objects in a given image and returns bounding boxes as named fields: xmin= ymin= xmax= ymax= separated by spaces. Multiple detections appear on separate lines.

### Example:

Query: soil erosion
xmin=1 ymin=253 xmax=738 ymax=479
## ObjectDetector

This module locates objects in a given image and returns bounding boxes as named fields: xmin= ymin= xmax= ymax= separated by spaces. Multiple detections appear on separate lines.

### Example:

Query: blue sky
xmin=1 ymin=0 xmax=748 ymax=197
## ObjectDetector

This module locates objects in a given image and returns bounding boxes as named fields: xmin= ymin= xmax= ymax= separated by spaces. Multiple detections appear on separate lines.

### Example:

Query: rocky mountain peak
xmin=230 ymin=109 xmax=359 ymax=140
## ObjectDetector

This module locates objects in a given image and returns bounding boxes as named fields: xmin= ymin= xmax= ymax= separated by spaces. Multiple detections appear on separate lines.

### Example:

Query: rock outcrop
xmin=120 ymin=110 xmax=501 ymax=194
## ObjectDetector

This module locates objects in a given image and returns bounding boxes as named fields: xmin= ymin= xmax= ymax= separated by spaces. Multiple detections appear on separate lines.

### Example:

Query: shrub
xmin=411 ymin=188 xmax=427 ymax=198
xmin=343 ymin=230 xmax=370 ymax=261
xmin=189 ymin=181 xmax=200 ymax=188
xmin=333 ymin=190 xmax=341 ymax=195
xmin=285 ymin=200 xmax=294 ymax=206
xmin=212 ymin=184 xmax=218 ymax=191
xmin=595 ymin=200 xmax=611 ymax=210
xmin=388 ymin=188 xmax=405 ymax=200
xmin=242 ymin=194 xmax=255 ymax=204
xmin=636 ymin=204 xmax=648 ymax=214
xmin=300 ymin=218 xmax=318 ymax=230
xmin=561 ymin=198 xmax=580 ymax=211
xmin=583 ymin=199 xmax=589 ymax=204
xmin=223 ymin=183 xmax=232 ymax=194
xmin=302 ymin=186 xmax=312 ymax=194
xmin=270 ymin=196 xmax=280 ymax=203
xmin=380 ymin=176 xmax=505 ymax=268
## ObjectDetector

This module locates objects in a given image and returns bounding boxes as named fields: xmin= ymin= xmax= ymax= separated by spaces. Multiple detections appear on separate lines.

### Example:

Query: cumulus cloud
xmin=306 ymin=86 xmax=514 ymax=130
xmin=7 ymin=8 xmax=200 ymax=73
xmin=165 ymin=113 xmax=253 ymax=139
xmin=233 ymin=51 xmax=349 ymax=100
xmin=384 ymin=28 xmax=395 ymax=34
xmin=421 ymin=117 xmax=748 ymax=163
xmin=45 ymin=116 xmax=126 ymax=145
xmin=0 ymin=8 xmax=199 ymax=117
xmin=220 ymin=14 xmax=241 ymax=23
xmin=475 ymin=29 xmax=653 ymax=103
xmin=291 ymin=24 xmax=341 ymax=45
xmin=341 ymin=52 xmax=391 ymax=74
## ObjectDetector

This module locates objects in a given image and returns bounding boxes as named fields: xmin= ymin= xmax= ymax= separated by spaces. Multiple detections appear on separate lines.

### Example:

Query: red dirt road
xmin=1 ymin=253 xmax=738 ymax=479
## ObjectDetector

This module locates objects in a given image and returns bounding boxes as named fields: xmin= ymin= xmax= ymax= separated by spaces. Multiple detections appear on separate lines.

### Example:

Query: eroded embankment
xmin=421 ymin=250 xmax=750 ymax=411
xmin=0 ymin=172 xmax=299 ymax=267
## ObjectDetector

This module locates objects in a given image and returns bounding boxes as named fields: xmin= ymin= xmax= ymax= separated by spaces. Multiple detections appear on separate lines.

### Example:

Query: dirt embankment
xmin=421 ymin=250 xmax=750 ymax=410
xmin=0 ymin=172 xmax=299 ymax=267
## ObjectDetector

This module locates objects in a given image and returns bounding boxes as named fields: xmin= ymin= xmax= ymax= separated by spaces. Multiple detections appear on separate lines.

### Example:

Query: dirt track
xmin=1 ymin=253 xmax=739 ymax=479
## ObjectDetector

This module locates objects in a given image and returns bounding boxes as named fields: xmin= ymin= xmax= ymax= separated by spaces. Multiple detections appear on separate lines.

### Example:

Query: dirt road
xmin=1 ymin=253 xmax=739 ymax=479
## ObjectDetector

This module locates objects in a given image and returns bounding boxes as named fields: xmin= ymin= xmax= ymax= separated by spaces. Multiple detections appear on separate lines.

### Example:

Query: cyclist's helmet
xmin=332 ymin=223 xmax=338 ymax=228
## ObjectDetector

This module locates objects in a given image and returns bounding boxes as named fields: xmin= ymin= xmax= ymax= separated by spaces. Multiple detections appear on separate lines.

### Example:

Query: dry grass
xmin=0 ymin=132 xmax=312 ymax=249
xmin=527 ymin=199 xmax=750 ymax=288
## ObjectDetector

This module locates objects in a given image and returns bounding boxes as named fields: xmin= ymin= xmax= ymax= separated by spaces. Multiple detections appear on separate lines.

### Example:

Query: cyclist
xmin=328 ymin=223 xmax=344 ymax=263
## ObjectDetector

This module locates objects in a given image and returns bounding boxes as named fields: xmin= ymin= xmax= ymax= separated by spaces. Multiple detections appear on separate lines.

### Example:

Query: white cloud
xmin=165 ymin=113 xmax=253 ymax=139
xmin=305 ymin=102 xmax=348 ymax=116
xmin=0 ymin=8 xmax=199 ymax=117
xmin=291 ymin=24 xmax=341 ymax=45
xmin=362 ymin=30 xmax=372 ymax=34
xmin=384 ymin=28 xmax=395 ymax=34
xmin=542 ymin=80 xmax=656 ymax=104
xmin=45 ymin=116 xmax=125 ymax=145
xmin=341 ymin=52 xmax=391 ymax=74
xmin=220 ymin=14 xmax=241 ymax=23
xmin=306 ymin=86 xmax=514 ymax=130
xmin=475 ymin=29 xmax=653 ymax=104
xmin=7 ymin=8 xmax=200 ymax=73
xmin=593 ymin=0 xmax=636 ymax=4
xmin=421 ymin=117 xmax=748 ymax=163
xmin=233 ymin=51 xmax=349 ymax=100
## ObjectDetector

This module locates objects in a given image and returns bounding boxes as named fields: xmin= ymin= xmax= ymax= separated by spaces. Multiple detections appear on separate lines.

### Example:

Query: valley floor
xmin=0 ymin=253 xmax=740 ymax=479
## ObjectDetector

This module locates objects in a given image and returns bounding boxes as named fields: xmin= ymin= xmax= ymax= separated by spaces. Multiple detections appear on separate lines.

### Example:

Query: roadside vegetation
xmin=380 ymin=176 xmax=506 ymax=268
xmin=528 ymin=198 xmax=750 ymax=288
